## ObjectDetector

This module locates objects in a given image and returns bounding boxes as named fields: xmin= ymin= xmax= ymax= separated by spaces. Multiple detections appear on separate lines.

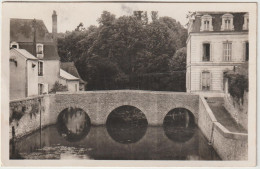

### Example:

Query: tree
xmin=57 ymin=11 xmax=188 ymax=91
xmin=151 ymin=11 xmax=158 ymax=22
xmin=169 ymin=47 xmax=187 ymax=71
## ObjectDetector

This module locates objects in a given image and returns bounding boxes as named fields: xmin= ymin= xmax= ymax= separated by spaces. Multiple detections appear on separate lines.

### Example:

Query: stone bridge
xmin=47 ymin=90 xmax=199 ymax=125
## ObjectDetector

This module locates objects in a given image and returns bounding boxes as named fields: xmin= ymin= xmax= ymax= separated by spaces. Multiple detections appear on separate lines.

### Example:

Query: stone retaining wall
xmin=9 ymin=95 xmax=44 ymax=139
xmin=198 ymin=95 xmax=248 ymax=160
xmin=224 ymin=92 xmax=248 ymax=130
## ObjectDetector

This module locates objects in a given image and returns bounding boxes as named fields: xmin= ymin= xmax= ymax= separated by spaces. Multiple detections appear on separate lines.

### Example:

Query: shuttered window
xmin=38 ymin=61 xmax=43 ymax=76
xmin=245 ymin=42 xmax=249 ymax=61
xmin=223 ymin=42 xmax=232 ymax=61
xmin=202 ymin=71 xmax=211 ymax=91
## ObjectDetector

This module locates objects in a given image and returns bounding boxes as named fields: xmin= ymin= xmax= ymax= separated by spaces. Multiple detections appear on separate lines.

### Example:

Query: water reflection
xmin=163 ymin=108 xmax=196 ymax=143
xmin=57 ymin=107 xmax=91 ymax=142
xmin=106 ymin=106 xmax=148 ymax=144
xmin=10 ymin=126 xmax=221 ymax=160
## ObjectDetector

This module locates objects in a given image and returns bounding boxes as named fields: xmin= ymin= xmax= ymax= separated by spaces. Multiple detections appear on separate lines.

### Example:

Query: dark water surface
xmin=10 ymin=125 xmax=220 ymax=160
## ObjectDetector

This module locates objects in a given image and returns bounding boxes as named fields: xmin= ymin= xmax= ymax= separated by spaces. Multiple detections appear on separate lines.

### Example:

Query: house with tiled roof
xmin=10 ymin=11 xmax=80 ymax=99
xmin=60 ymin=62 xmax=86 ymax=91
xmin=186 ymin=12 xmax=249 ymax=97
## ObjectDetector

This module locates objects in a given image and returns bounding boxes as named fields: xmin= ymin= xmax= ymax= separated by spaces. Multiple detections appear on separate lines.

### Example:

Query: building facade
xmin=186 ymin=12 xmax=249 ymax=96
xmin=10 ymin=49 xmax=39 ymax=100
xmin=59 ymin=69 xmax=80 ymax=92
xmin=10 ymin=11 xmax=81 ymax=100
xmin=60 ymin=62 xmax=86 ymax=91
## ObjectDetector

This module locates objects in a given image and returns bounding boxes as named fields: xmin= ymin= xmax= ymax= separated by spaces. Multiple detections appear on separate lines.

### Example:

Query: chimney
xmin=52 ymin=10 xmax=57 ymax=41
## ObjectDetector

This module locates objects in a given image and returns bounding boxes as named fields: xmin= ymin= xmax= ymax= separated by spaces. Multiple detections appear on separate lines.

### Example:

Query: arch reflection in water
xmin=163 ymin=108 xmax=196 ymax=143
xmin=106 ymin=105 xmax=148 ymax=144
xmin=57 ymin=107 xmax=91 ymax=142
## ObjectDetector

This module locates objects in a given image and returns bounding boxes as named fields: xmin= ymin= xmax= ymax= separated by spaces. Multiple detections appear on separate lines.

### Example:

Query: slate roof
xmin=190 ymin=12 xmax=248 ymax=33
xmin=10 ymin=48 xmax=38 ymax=60
xmin=19 ymin=43 xmax=60 ymax=60
xmin=60 ymin=62 xmax=86 ymax=84
xmin=60 ymin=69 xmax=79 ymax=81
xmin=10 ymin=18 xmax=60 ymax=60
xmin=10 ymin=18 xmax=54 ymax=43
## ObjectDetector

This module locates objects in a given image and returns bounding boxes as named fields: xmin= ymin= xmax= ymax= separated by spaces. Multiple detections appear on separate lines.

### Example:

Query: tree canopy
xmin=57 ymin=11 xmax=188 ymax=91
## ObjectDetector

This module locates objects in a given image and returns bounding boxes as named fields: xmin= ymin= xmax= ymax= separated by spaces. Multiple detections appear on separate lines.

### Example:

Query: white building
xmin=59 ymin=69 xmax=80 ymax=92
xmin=186 ymin=12 xmax=249 ymax=97
xmin=10 ymin=49 xmax=39 ymax=100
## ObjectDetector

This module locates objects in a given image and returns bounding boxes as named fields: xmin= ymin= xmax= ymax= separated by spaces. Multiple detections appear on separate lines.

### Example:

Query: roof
xmin=10 ymin=48 xmax=38 ymax=60
xmin=19 ymin=43 xmax=60 ymax=60
xmin=60 ymin=62 xmax=86 ymax=84
xmin=60 ymin=69 xmax=79 ymax=81
xmin=10 ymin=18 xmax=59 ymax=60
xmin=189 ymin=12 xmax=248 ymax=33
xmin=10 ymin=18 xmax=54 ymax=43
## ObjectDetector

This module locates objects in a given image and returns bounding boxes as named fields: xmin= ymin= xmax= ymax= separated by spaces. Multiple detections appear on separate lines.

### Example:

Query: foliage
xmin=50 ymin=81 xmax=68 ymax=93
xmin=225 ymin=73 xmax=248 ymax=102
xmin=57 ymin=11 xmax=188 ymax=91
xmin=169 ymin=47 xmax=187 ymax=71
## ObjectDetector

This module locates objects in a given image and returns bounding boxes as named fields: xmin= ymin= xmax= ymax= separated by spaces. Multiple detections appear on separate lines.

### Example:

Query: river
xmin=10 ymin=125 xmax=220 ymax=160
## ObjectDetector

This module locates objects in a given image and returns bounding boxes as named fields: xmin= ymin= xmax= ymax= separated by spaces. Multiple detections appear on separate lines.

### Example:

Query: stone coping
xmin=56 ymin=90 xmax=199 ymax=95
xmin=214 ymin=122 xmax=248 ymax=140
xmin=10 ymin=95 xmax=44 ymax=103
xmin=199 ymin=95 xmax=248 ymax=140
xmin=200 ymin=95 xmax=217 ymax=122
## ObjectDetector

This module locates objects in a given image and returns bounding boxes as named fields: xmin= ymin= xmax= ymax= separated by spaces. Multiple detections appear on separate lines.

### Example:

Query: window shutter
xmin=210 ymin=43 xmax=213 ymax=61
xmin=210 ymin=72 xmax=212 ymax=91
xmin=200 ymin=72 xmax=202 ymax=90
xmin=222 ymin=43 xmax=225 ymax=61
xmin=242 ymin=42 xmax=246 ymax=61
xmin=201 ymin=43 xmax=203 ymax=61
xmin=230 ymin=42 xmax=232 ymax=61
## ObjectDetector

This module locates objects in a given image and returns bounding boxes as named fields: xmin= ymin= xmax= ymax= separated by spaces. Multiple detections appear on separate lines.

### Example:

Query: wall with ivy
xmin=9 ymin=96 xmax=44 ymax=139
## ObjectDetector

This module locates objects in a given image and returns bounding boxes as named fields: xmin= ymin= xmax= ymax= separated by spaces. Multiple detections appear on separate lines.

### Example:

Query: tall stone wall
xmin=224 ymin=91 xmax=248 ymax=130
xmin=198 ymin=95 xmax=248 ymax=160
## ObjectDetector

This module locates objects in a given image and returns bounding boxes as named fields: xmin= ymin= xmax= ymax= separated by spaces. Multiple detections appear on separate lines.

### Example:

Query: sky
xmin=3 ymin=2 xmax=253 ymax=33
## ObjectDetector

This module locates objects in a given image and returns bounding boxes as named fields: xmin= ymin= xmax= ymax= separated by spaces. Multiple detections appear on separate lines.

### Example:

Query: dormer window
xmin=243 ymin=13 xmax=249 ymax=30
xmin=200 ymin=15 xmax=213 ymax=31
xmin=36 ymin=43 xmax=44 ymax=58
xmin=10 ymin=42 xmax=19 ymax=49
xmin=221 ymin=13 xmax=234 ymax=31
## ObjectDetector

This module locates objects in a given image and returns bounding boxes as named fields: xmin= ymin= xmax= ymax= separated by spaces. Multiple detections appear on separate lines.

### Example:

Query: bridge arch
xmin=55 ymin=103 xmax=94 ymax=124
xmin=105 ymin=104 xmax=150 ymax=125
xmin=56 ymin=107 xmax=91 ymax=142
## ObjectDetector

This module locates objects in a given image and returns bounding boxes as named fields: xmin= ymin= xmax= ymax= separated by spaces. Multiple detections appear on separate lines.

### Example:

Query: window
xmin=243 ymin=13 xmax=249 ymax=30
xmin=223 ymin=41 xmax=232 ymax=61
xmin=38 ymin=84 xmax=44 ymax=95
xmin=75 ymin=84 xmax=78 ymax=91
xmin=200 ymin=15 xmax=213 ymax=31
xmin=245 ymin=42 xmax=249 ymax=61
xmin=38 ymin=61 xmax=43 ymax=76
xmin=36 ymin=44 xmax=44 ymax=58
xmin=203 ymin=43 xmax=210 ymax=61
xmin=204 ymin=20 xmax=210 ymax=30
xmin=202 ymin=71 xmax=211 ymax=91
xmin=224 ymin=19 xmax=231 ymax=30
xmin=221 ymin=13 xmax=234 ymax=31
xmin=10 ymin=42 xmax=19 ymax=49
